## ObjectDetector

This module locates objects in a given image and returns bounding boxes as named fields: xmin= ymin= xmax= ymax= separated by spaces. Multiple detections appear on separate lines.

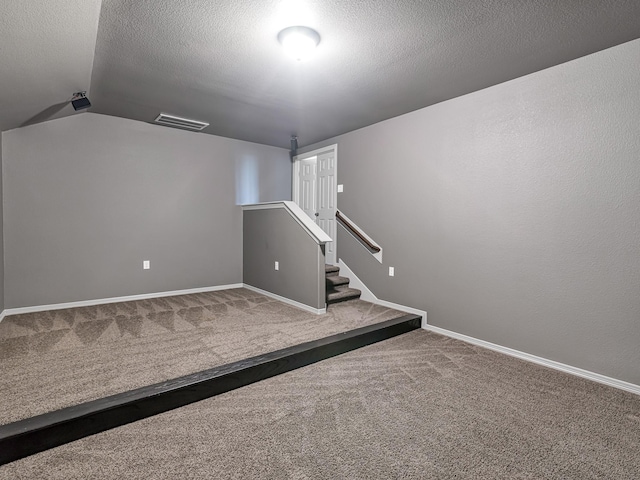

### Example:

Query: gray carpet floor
xmin=0 ymin=288 xmax=406 ymax=425
xmin=2 ymin=329 xmax=639 ymax=479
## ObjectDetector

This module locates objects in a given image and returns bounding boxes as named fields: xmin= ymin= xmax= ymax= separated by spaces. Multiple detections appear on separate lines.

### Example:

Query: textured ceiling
xmin=2 ymin=1 xmax=640 ymax=147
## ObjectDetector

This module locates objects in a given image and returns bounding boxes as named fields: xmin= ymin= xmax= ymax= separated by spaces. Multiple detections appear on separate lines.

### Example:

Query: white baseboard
xmin=337 ymin=259 xmax=427 ymax=326
xmin=243 ymin=284 xmax=326 ymax=315
xmin=4 ymin=274 xmax=634 ymax=397
xmin=338 ymin=258 xmax=639 ymax=396
xmin=425 ymin=324 xmax=640 ymax=396
xmin=337 ymin=259 xmax=377 ymax=303
xmin=0 ymin=282 xmax=326 ymax=322
xmin=0 ymin=283 xmax=244 ymax=320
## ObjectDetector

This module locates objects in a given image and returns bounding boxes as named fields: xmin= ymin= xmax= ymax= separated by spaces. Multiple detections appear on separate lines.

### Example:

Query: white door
xmin=293 ymin=145 xmax=338 ymax=265
xmin=298 ymin=157 xmax=317 ymax=220
xmin=316 ymin=151 xmax=336 ymax=265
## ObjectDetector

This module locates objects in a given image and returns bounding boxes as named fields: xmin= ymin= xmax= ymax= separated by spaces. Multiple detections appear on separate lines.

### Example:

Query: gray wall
xmin=244 ymin=208 xmax=325 ymax=310
xmin=301 ymin=39 xmax=640 ymax=385
xmin=2 ymin=113 xmax=290 ymax=308
xmin=0 ymin=133 xmax=4 ymax=312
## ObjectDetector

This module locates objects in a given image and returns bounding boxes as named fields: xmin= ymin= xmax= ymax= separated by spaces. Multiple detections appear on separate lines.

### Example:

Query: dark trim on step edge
xmin=0 ymin=314 xmax=421 ymax=465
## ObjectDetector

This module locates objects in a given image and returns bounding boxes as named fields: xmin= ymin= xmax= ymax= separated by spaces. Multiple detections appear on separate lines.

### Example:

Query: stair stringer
xmin=337 ymin=259 xmax=427 ymax=328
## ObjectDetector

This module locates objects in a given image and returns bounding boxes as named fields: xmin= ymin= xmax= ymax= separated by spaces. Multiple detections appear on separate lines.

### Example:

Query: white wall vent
xmin=154 ymin=113 xmax=209 ymax=131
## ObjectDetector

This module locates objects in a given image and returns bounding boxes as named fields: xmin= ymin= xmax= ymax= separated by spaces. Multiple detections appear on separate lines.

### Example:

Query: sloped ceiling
xmin=2 ymin=1 xmax=640 ymax=148
xmin=0 ymin=0 xmax=102 ymax=132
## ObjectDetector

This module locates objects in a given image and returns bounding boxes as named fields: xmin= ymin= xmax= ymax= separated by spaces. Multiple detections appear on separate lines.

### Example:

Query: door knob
xmin=315 ymin=212 xmax=319 ymax=216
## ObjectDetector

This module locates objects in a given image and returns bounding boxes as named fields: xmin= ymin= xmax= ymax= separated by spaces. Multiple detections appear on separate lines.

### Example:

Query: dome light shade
xmin=278 ymin=26 xmax=320 ymax=61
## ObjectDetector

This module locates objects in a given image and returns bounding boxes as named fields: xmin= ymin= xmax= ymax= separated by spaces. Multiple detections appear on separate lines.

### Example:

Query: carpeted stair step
xmin=325 ymin=264 xmax=340 ymax=277
xmin=324 ymin=265 xmax=361 ymax=305
xmin=327 ymin=286 xmax=362 ymax=304
xmin=326 ymin=275 xmax=350 ymax=288
xmin=0 ymin=314 xmax=421 ymax=465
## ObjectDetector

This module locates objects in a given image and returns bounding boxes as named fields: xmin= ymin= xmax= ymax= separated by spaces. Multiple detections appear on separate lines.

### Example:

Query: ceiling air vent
xmin=154 ymin=113 xmax=209 ymax=131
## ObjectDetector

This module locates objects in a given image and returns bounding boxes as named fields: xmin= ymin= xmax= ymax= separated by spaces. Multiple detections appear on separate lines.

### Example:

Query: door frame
xmin=292 ymin=144 xmax=338 ymax=264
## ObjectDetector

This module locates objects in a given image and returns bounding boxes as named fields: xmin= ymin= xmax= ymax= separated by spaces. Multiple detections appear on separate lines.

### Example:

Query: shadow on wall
xmin=19 ymin=102 xmax=71 ymax=128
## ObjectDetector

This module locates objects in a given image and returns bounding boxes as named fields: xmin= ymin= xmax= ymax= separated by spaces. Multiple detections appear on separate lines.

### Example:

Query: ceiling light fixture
xmin=277 ymin=26 xmax=320 ymax=61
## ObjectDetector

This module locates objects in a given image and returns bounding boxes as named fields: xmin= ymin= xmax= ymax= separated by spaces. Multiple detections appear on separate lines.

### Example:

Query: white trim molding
xmin=1 ymin=284 xmax=244 ymax=319
xmin=338 ymin=259 xmax=426 ymax=326
xmin=242 ymin=201 xmax=332 ymax=245
xmin=291 ymin=144 xmax=338 ymax=265
xmin=424 ymin=324 xmax=640 ymax=396
xmin=338 ymin=258 xmax=639 ymax=396
xmin=243 ymin=284 xmax=326 ymax=315
xmin=293 ymin=143 xmax=338 ymax=162
xmin=0 ymin=282 xmax=326 ymax=322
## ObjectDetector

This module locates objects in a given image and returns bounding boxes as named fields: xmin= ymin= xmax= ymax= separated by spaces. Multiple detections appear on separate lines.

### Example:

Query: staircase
xmin=325 ymin=264 xmax=361 ymax=305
